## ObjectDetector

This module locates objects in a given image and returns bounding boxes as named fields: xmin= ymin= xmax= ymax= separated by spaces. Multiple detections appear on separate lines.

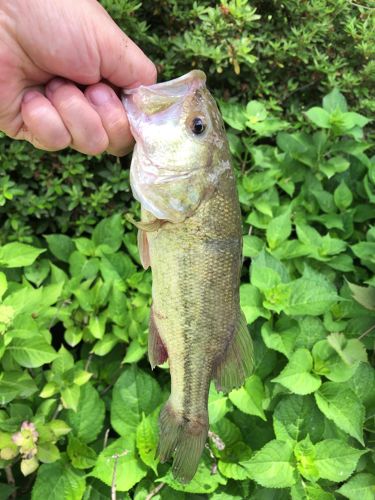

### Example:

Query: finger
xmin=85 ymin=83 xmax=133 ymax=156
xmin=20 ymin=90 xmax=71 ymax=151
xmin=46 ymin=79 xmax=109 ymax=155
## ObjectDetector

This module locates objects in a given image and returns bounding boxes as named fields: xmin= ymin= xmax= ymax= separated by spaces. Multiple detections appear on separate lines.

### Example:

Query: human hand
xmin=0 ymin=0 xmax=156 ymax=156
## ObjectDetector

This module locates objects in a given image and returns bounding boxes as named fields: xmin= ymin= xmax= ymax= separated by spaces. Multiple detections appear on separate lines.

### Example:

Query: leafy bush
xmin=0 ymin=0 xmax=373 ymax=239
xmin=0 ymin=88 xmax=374 ymax=497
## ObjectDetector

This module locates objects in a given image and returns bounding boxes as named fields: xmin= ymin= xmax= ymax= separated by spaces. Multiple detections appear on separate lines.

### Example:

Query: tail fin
xmin=158 ymin=402 xmax=208 ymax=483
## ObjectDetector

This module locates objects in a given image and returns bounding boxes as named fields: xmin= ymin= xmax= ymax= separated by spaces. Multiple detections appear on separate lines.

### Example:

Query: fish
xmin=123 ymin=70 xmax=253 ymax=483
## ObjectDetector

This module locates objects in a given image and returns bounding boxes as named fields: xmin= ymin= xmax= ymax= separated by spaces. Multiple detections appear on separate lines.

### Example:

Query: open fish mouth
xmin=122 ymin=70 xmax=207 ymax=121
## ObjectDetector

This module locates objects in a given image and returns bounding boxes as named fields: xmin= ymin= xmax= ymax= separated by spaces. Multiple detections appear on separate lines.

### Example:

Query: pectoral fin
xmin=137 ymin=229 xmax=150 ymax=270
xmin=148 ymin=306 xmax=168 ymax=369
xmin=214 ymin=311 xmax=254 ymax=393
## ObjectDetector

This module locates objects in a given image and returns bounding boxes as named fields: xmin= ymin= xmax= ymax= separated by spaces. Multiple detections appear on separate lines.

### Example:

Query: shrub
xmin=0 ymin=89 xmax=374 ymax=498
xmin=0 ymin=0 xmax=373 ymax=239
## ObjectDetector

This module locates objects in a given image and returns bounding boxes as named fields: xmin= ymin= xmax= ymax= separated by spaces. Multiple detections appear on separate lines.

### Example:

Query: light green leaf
xmin=67 ymin=436 xmax=97 ymax=469
xmin=240 ymin=284 xmax=270 ymax=324
xmin=8 ymin=338 xmax=57 ymax=368
xmin=273 ymin=395 xmax=324 ymax=443
xmin=0 ymin=243 xmax=45 ymax=268
xmin=208 ymin=384 xmax=230 ymax=425
xmin=323 ymin=88 xmax=347 ymax=113
xmin=61 ymin=385 xmax=80 ymax=412
xmin=347 ymin=282 xmax=375 ymax=311
xmin=91 ymin=437 xmax=147 ymax=492
xmin=334 ymin=181 xmax=353 ymax=210
xmin=246 ymin=100 xmax=268 ymax=122
xmin=37 ymin=443 xmax=60 ymax=464
xmin=261 ymin=319 xmax=298 ymax=358
xmin=92 ymin=214 xmax=123 ymax=255
xmin=122 ymin=339 xmax=147 ymax=364
xmin=272 ymin=349 xmax=321 ymax=395
xmin=266 ymin=209 xmax=292 ymax=250
xmin=32 ymin=461 xmax=85 ymax=500
xmin=0 ymin=371 xmax=38 ymax=404
xmin=337 ymin=473 xmax=375 ymax=500
xmin=229 ymin=375 xmax=266 ymax=420
xmin=136 ymin=412 xmax=159 ymax=474
xmin=315 ymin=382 xmax=365 ymax=444
xmin=0 ymin=272 xmax=7 ymax=300
xmin=92 ymin=334 xmax=118 ymax=356
xmin=66 ymin=383 xmax=105 ymax=443
xmin=242 ymin=440 xmax=296 ymax=488
xmin=305 ymin=107 xmax=331 ymax=128
xmin=111 ymin=366 xmax=163 ymax=438
xmin=314 ymin=439 xmax=366 ymax=481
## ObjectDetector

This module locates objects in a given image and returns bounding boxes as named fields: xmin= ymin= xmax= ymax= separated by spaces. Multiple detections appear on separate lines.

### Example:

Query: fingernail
xmin=22 ymin=91 xmax=41 ymax=104
xmin=47 ymin=78 xmax=66 ymax=93
xmin=87 ymin=87 xmax=113 ymax=106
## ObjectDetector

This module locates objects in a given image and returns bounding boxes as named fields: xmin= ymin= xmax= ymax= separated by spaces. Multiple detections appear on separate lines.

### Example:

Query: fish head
xmin=123 ymin=70 xmax=231 ymax=222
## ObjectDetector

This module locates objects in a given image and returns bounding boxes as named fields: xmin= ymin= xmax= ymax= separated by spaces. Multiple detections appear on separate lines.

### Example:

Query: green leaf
xmin=66 ymin=383 xmax=105 ymax=443
xmin=334 ymin=181 xmax=353 ymax=210
xmin=208 ymin=384 xmax=230 ymax=425
xmin=323 ymin=88 xmax=347 ymax=113
xmin=347 ymin=282 xmax=375 ymax=311
xmin=273 ymin=395 xmax=324 ymax=443
xmin=229 ymin=375 xmax=266 ymax=420
xmin=246 ymin=100 xmax=268 ymax=122
xmin=0 ymin=272 xmax=7 ymax=300
xmin=242 ymin=440 xmax=296 ymax=488
xmin=92 ymin=214 xmax=123 ymax=255
xmin=45 ymin=235 xmax=75 ymax=263
xmin=261 ymin=318 xmax=298 ymax=358
xmin=284 ymin=266 xmax=338 ymax=316
xmin=32 ymin=460 xmax=85 ymax=500
xmin=315 ymin=382 xmax=365 ymax=444
xmin=136 ymin=412 xmax=159 ymax=474
xmin=272 ymin=349 xmax=321 ymax=395
xmin=240 ymin=284 xmax=270 ymax=324
xmin=122 ymin=339 xmax=147 ymax=364
xmin=266 ymin=209 xmax=292 ymax=250
xmin=305 ymin=107 xmax=331 ymax=128
xmin=0 ymin=370 xmax=38 ymax=404
xmin=314 ymin=439 xmax=366 ymax=481
xmin=294 ymin=436 xmax=319 ymax=482
xmin=111 ymin=366 xmax=163 ymax=438
xmin=337 ymin=473 xmax=375 ymax=500
xmin=67 ymin=436 xmax=97 ymax=469
xmin=61 ymin=385 xmax=80 ymax=412
xmin=91 ymin=437 xmax=147 ymax=492
xmin=219 ymin=100 xmax=247 ymax=130
xmin=7 ymin=338 xmax=57 ymax=368
xmin=37 ymin=442 xmax=60 ymax=464
xmin=0 ymin=243 xmax=45 ymax=268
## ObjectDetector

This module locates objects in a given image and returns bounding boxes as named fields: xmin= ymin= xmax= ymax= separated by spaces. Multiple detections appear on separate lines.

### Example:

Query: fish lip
xmin=122 ymin=70 xmax=206 ymax=98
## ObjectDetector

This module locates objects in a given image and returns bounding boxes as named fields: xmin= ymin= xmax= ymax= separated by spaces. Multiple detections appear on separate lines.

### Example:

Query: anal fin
xmin=148 ymin=306 xmax=168 ymax=369
xmin=214 ymin=311 xmax=253 ymax=393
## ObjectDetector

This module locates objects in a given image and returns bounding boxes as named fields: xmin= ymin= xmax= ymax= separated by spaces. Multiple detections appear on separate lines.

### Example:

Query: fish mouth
xmin=122 ymin=70 xmax=207 ymax=124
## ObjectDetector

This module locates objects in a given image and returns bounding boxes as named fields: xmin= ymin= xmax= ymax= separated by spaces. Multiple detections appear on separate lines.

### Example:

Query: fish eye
xmin=191 ymin=117 xmax=206 ymax=135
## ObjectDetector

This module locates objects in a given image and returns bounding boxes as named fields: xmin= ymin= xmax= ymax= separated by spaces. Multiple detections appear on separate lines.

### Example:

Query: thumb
xmin=94 ymin=5 xmax=157 ymax=88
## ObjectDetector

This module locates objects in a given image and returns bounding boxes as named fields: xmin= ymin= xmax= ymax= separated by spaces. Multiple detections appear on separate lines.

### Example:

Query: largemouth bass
xmin=123 ymin=70 xmax=253 ymax=483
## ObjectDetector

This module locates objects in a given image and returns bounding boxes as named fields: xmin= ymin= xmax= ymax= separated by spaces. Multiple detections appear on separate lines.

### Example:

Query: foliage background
xmin=0 ymin=0 xmax=374 ymax=498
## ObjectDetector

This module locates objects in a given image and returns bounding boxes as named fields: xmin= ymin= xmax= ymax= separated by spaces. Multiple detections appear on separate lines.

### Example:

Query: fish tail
xmin=158 ymin=401 xmax=208 ymax=483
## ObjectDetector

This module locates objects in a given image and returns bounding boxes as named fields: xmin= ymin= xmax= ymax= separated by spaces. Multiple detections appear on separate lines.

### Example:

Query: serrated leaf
xmin=111 ymin=366 xmax=163 ymax=438
xmin=208 ymin=384 xmax=230 ymax=425
xmin=272 ymin=349 xmax=321 ymax=395
xmin=8 ymin=337 xmax=57 ymax=368
xmin=45 ymin=235 xmax=75 ymax=263
xmin=323 ymin=88 xmax=347 ymax=113
xmin=67 ymin=436 xmax=97 ymax=469
xmin=92 ymin=214 xmax=123 ymax=255
xmin=242 ymin=440 xmax=296 ymax=488
xmin=337 ymin=473 xmax=375 ymax=500
xmin=136 ymin=412 xmax=159 ymax=474
xmin=229 ymin=375 xmax=266 ymax=420
xmin=266 ymin=209 xmax=292 ymax=250
xmin=91 ymin=437 xmax=147 ymax=492
xmin=314 ymin=439 xmax=366 ymax=481
xmin=315 ymin=382 xmax=365 ymax=444
xmin=32 ymin=461 xmax=85 ymax=500
xmin=66 ymin=383 xmax=105 ymax=443
xmin=305 ymin=107 xmax=331 ymax=128
xmin=273 ymin=395 xmax=324 ymax=443
xmin=334 ymin=181 xmax=353 ymax=210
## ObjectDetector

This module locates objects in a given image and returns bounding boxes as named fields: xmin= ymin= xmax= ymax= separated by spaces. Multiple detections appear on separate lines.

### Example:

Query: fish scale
xmin=123 ymin=70 xmax=253 ymax=483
